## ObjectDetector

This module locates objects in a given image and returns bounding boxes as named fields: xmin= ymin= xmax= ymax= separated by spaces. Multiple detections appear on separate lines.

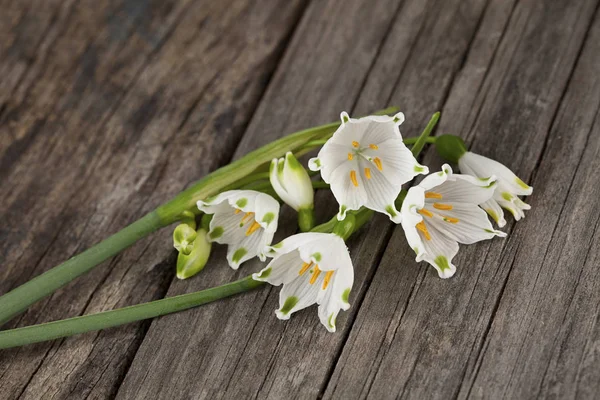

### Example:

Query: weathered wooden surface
xmin=1 ymin=0 xmax=599 ymax=399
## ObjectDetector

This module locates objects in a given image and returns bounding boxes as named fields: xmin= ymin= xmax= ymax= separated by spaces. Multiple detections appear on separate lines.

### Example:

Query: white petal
xmin=421 ymin=223 xmax=459 ymax=279
xmin=481 ymin=198 xmax=507 ymax=227
xmin=357 ymin=157 xmax=401 ymax=223
xmin=328 ymin=159 xmax=369 ymax=220
xmin=459 ymin=152 xmax=533 ymax=196
xmin=317 ymin=261 xmax=354 ymax=333
xmin=270 ymin=158 xmax=294 ymax=207
xmin=400 ymin=186 xmax=427 ymax=260
xmin=253 ymin=250 xmax=303 ymax=285
xmin=430 ymin=172 xmax=497 ymax=205
xmin=424 ymin=203 xmax=506 ymax=245
xmin=297 ymin=233 xmax=351 ymax=271
xmin=417 ymin=164 xmax=452 ymax=192
xmin=253 ymin=193 xmax=280 ymax=233
xmin=267 ymin=232 xmax=327 ymax=257
xmin=275 ymin=273 xmax=324 ymax=320
xmin=207 ymin=207 xmax=246 ymax=245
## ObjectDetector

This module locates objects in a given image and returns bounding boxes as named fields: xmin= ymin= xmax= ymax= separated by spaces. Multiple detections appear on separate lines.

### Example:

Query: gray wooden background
xmin=1 ymin=0 xmax=599 ymax=398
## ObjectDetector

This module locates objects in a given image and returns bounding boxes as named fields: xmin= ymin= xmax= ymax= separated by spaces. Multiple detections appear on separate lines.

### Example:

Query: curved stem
xmin=0 ymin=276 xmax=264 ymax=350
xmin=0 ymin=212 xmax=164 ymax=327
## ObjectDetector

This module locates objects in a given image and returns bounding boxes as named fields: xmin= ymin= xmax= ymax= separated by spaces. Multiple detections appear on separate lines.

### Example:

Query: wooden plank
xmin=323 ymin=0 xmax=600 ymax=399
xmin=0 ymin=0 xmax=307 ymax=399
xmin=115 ymin=0 xmax=493 ymax=398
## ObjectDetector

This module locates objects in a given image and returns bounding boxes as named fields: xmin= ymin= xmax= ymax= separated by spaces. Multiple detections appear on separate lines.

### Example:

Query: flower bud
xmin=176 ymin=228 xmax=212 ymax=279
xmin=173 ymin=223 xmax=197 ymax=255
xmin=435 ymin=134 xmax=467 ymax=164
xmin=270 ymin=152 xmax=314 ymax=212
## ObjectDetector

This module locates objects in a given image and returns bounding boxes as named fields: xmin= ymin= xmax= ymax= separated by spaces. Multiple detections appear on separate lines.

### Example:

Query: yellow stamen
xmin=418 ymin=209 xmax=433 ymax=218
xmin=323 ymin=271 xmax=335 ymax=290
xmin=241 ymin=212 xmax=254 ymax=224
xmin=433 ymin=203 xmax=453 ymax=211
xmin=234 ymin=208 xmax=242 ymax=214
xmin=369 ymin=144 xmax=378 ymax=150
xmin=364 ymin=167 xmax=371 ymax=179
xmin=348 ymin=152 xmax=353 ymax=160
xmin=350 ymin=170 xmax=359 ymax=187
xmin=299 ymin=262 xmax=313 ymax=276
xmin=352 ymin=141 xmax=360 ymax=148
xmin=245 ymin=221 xmax=261 ymax=236
xmin=309 ymin=266 xmax=321 ymax=284
xmin=416 ymin=221 xmax=431 ymax=240
xmin=425 ymin=192 xmax=443 ymax=199
xmin=444 ymin=216 xmax=460 ymax=224
xmin=373 ymin=157 xmax=383 ymax=171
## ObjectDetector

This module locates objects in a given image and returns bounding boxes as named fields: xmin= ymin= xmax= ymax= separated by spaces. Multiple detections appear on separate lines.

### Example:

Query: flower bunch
xmin=0 ymin=108 xmax=533 ymax=349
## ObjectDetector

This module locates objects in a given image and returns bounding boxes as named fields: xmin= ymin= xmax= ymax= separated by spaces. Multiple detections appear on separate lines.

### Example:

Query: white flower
xmin=458 ymin=152 xmax=533 ymax=227
xmin=253 ymin=232 xmax=353 ymax=332
xmin=400 ymin=164 xmax=506 ymax=278
xmin=308 ymin=112 xmax=428 ymax=223
xmin=197 ymin=190 xmax=279 ymax=269
xmin=270 ymin=151 xmax=314 ymax=211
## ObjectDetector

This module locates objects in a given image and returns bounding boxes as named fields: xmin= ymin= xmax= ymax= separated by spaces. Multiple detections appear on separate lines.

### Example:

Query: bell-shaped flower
xmin=253 ymin=232 xmax=353 ymax=332
xmin=400 ymin=164 xmax=506 ymax=278
xmin=458 ymin=152 xmax=533 ymax=227
xmin=197 ymin=190 xmax=279 ymax=269
xmin=308 ymin=112 xmax=428 ymax=223
xmin=270 ymin=152 xmax=315 ymax=232
xmin=270 ymin=152 xmax=314 ymax=211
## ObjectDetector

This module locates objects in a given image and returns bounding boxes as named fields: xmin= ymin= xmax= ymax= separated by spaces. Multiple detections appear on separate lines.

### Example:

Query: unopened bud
xmin=176 ymin=228 xmax=212 ymax=279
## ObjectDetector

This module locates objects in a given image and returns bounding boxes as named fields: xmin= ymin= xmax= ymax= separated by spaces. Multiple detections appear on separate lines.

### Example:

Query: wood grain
xmin=116 ymin=0 xmax=497 ymax=398
xmin=2 ymin=0 xmax=600 ymax=398
xmin=324 ymin=0 xmax=600 ymax=399
xmin=0 ymin=0 xmax=307 ymax=398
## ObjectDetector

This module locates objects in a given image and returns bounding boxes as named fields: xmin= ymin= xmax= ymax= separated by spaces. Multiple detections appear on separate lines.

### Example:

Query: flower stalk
xmin=0 ymin=110 xmax=437 ymax=348
xmin=0 ymin=109 xmax=395 ymax=327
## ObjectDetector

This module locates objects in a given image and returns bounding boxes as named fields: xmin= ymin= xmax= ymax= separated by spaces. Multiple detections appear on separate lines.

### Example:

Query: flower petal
xmin=318 ymin=261 xmax=354 ymax=333
xmin=328 ymin=159 xmax=369 ymax=220
xmin=297 ymin=233 xmax=351 ymax=271
xmin=425 ymin=203 xmax=506 ymax=245
xmin=481 ymin=198 xmax=507 ymax=227
xmin=275 ymin=273 xmax=325 ymax=320
xmin=253 ymin=193 xmax=280 ymax=233
xmin=253 ymin=250 xmax=303 ymax=285
xmin=421 ymin=224 xmax=459 ymax=279
xmin=400 ymin=186 xmax=427 ymax=260
xmin=357 ymin=157 xmax=402 ymax=223
xmin=430 ymin=172 xmax=497 ymax=205
xmin=459 ymin=152 xmax=532 ymax=195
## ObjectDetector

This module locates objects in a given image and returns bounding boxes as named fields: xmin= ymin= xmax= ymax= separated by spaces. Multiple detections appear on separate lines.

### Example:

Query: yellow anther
xmin=323 ymin=271 xmax=335 ymax=290
xmin=234 ymin=208 xmax=242 ymax=214
xmin=369 ymin=144 xmax=378 ymax=150
xmin=245 ymin=221 xmax=261 ymax=236
xmin=418 ymin=209 xmax=433 ymax=218
xmin=373 ymin=157 xmax=383 ymax=171
xmin=352 ymin=141 xmax=360 ymax=148
xmin=350 ymin=170 xmax=359 ymax=187
xmin=425 ymin=192 xmax=443 ymax=199
xmin=241 ymin=212 xmax=254 ymax=224
xmin=433 ymin=203 xmax=453 ymax=211
xmin=348 ymin=152 xmax=353 ymax=161
xmin=443 ymin=216 xmax=460 ymax=224
xmin=416 ymin=221 xmax=431 ymax=241
xmin=309 ymin=265 xmax=321 ymax=284
xmin=299 ymin=262 xmax=313 ymax=276
xmin=364 ymin=167 xmax=372 ymax=180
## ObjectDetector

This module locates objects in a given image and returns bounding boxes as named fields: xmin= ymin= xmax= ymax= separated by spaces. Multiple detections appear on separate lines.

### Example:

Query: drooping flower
xmin=309 ymin=112 xmax=428 ymax=223
xmin=458 ymin=152 xmax=533 ymax=227
xmin=270 ymin=152 xmax=315 ymax=231
xmin=253 ymin=232 xmax=353 ymax=332
xmin=435 ymin=134 xmax=533 ymax=228
xmin=197 ymin=190 xmax=279 ymax=269
xmin=400 ymin=164 xmax=506 ymax=278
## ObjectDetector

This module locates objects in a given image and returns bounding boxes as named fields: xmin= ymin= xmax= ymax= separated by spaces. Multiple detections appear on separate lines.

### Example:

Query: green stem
xmin=411 ymin=112 xmax=440 ymax=157
xmin=0 ymin=212 xmax=164 ymax=327
xmin=0 ymin=276 xmax=264 ymax=350
xmin=402 ymin=136 xmax=436 ymax=145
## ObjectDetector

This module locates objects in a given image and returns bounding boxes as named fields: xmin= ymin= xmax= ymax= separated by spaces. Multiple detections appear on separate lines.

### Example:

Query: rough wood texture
xmin=2 ymin=0 xmax=600 ymax=398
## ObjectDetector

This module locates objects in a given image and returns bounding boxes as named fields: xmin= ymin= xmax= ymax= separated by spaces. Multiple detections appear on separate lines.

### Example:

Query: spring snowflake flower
xmin=458 ymin=152 xmax=533 ymax=227
xmin=253 ymin=232 xmax=353 ymax=332
xmin=270 ymin=152 xmax=314 ymax=212
xmin=400 ymin=164 xmax=506 ymax=278
xmin=309 ymin=112 xmax=428 ymax=223
xmin=197 ymin=190 xmax=279 ymax=269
